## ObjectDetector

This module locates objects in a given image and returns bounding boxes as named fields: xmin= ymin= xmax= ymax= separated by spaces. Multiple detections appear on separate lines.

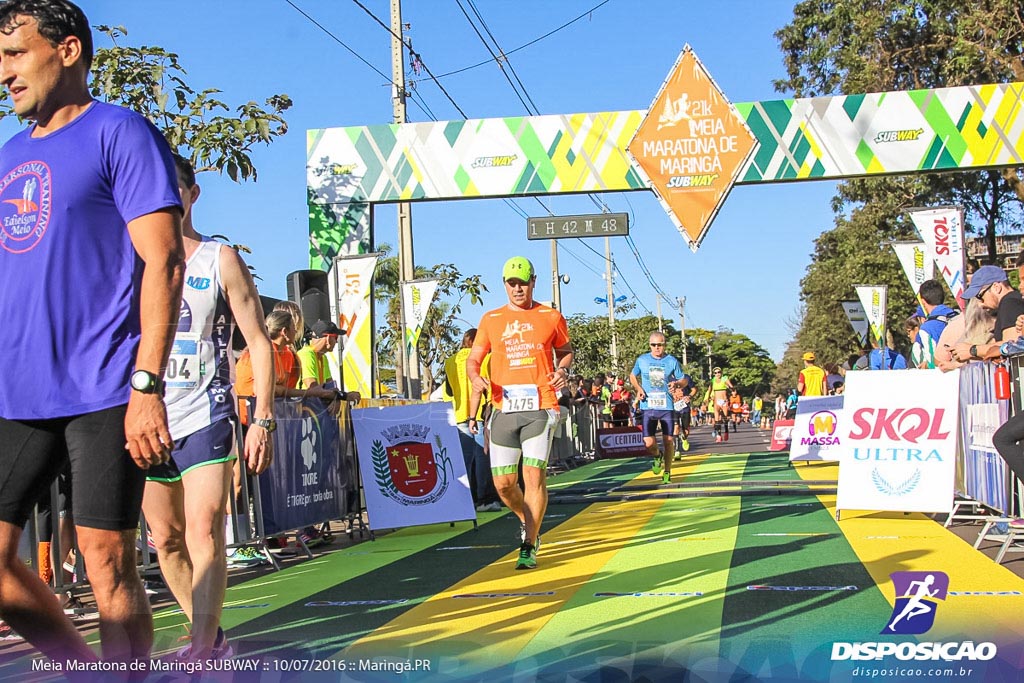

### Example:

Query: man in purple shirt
xmin=0 ymin=0 xmax=184 ymax=665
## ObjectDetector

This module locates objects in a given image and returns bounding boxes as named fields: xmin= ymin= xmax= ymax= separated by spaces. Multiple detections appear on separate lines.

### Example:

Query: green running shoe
xmin=515 ymin=543 xmax=537 ymax=570
xmin=681 ymin=438 xmax=690 ymax=452
xmin=662 ymin=472 xmax=671 ymax=485
xmin=652 ymin=456 xmax=663 ymax=475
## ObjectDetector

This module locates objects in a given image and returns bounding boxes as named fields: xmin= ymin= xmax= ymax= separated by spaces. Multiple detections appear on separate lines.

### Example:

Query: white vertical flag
xmin=910 ymin=206 xmax=966 ymax=310
xmin=402 ymin=278 xmax=439 ymax=356
xmin=890 ymin=241 xmax=934 ymax=293
xmin=331 ymin=253 xmax=379 ymax=398
xmin=841 ymin=300 xmax=870 ymax=346
xmin=855 ymin=285 xmax=887 ymax=346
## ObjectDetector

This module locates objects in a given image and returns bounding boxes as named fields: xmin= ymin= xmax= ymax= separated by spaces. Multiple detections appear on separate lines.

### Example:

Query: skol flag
xmin=890 ymin=241 xmax=933 ymax=293
xmin=910 ymin=206 xmax=966 ymax=310
xmin=841 ymin=300 xmax=869 ymax=346
xmin=855 ymin=285 xmax=887 ymax=345
xmin=401 ymin=278 xmax=439 ymax=356
xmin=332 ymin=253 xmax=379 ymax=398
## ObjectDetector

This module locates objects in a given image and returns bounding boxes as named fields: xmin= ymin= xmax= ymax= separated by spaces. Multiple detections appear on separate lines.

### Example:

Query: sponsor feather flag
xmin=401 ymin=278 xmax=439 ymax=356
xmin=890 ymin=241 xmax=934 ymax=293
xmin=910 ymin=206 xmax=966 ymax=310
xmin=841 ymin=300 xmax=869 ymax=346
xmin=854 ymin=285 xmax=887 ymax=346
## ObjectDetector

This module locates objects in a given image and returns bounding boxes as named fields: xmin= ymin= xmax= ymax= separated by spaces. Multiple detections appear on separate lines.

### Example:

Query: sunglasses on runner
xmin=650 ymin=342 xmax=664 ymax=347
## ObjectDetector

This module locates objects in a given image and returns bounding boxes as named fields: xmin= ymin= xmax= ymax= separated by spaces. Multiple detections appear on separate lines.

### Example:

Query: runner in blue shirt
xmin=630 ymin=331 xmax=687 ymax=484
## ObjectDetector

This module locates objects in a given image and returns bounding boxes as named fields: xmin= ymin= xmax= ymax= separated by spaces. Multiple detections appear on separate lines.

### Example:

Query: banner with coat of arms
xmin=351 ymin=402 xmax=475 ymax=530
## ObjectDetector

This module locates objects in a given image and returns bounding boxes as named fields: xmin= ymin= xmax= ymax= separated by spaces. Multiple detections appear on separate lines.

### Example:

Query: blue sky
xmin=55 ymin=1 xmax=841 ymax=360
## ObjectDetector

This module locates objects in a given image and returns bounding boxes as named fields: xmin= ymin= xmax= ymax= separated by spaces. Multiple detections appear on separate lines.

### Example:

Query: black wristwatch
xmin=970 ymin=344 xmax=978 ymax=359
xmin=252 ymin=417 xmax=277 ymax=433
xmin=130 ymin=370 xmax=164 ymax=396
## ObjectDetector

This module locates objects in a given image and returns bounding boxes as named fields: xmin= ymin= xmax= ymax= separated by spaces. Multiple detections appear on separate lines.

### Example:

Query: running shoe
xmin=1009 ymin=518 xmax=1024 ymax=529
xmin=177 ymin=627 xmax=233 ymax=661
xmin=518 ymin=523 xmax=541 ymax=551
xmin=715 ymin=435 xmax=722 ymax=443
xmin=681 ymin=438 xmax=690 ymax=452
xmin=722 ymin=430 xmax=729 ymax=442
xmin=652 ymin=455 xmax=663 ymax=475
xmin=662 ymin=472 xmax=670 ymax=485
xmin=476 ymin=501 xmax=502 ymax=512
xmin=226 ymin=547 xmax=268 ymax=568
xmin=515 ymin=543 xmax=537 ymax=570
xmin=0 ymin=622 xmax=22 ymax=641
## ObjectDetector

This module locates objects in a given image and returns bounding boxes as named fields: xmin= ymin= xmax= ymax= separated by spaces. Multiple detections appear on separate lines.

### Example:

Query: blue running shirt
xmin=631 ymin=353 xmax=685 ymax=411
xmin=0 ymin=101 xmax=181 ymax=419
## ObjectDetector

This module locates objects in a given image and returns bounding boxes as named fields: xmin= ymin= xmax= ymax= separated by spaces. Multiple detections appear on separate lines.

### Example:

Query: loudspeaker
xmin=286 ymin=269 xmax=331 ymax=328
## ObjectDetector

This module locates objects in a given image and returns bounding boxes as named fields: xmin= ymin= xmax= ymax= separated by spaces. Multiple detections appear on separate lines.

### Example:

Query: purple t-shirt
xmin=0 ymin=101 xmax=181 ymax=419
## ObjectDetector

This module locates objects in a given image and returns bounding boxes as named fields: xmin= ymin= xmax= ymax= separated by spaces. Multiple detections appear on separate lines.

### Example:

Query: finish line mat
xmin=2 ymin=443 xmax=1023 ymax=682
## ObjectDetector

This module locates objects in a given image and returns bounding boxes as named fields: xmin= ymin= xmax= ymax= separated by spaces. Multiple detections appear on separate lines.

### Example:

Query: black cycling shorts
xmin=0 ymin=404 xmax=146 ymax=531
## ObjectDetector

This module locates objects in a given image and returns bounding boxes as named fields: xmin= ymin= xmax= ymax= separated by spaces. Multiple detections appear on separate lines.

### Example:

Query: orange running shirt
xmin=473 ymin=303 xmax=570 ymax=411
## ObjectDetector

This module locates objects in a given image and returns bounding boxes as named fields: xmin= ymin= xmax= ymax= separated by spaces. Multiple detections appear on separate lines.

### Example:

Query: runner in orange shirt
xmin=467 ymin=257 xmax=573 ymax=570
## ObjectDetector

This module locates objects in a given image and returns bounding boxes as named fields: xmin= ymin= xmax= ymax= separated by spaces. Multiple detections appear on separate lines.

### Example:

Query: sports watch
xmin=252 ymin=417 xmax=277 ymax=433
xmin=130 ymin=370 xmax=164 ymax=396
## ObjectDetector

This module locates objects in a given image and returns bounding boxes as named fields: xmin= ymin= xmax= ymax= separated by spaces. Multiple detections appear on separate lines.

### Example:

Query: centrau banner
xmin=911 ymin=206 xmax=966 ymax=310
xmin=331 ymin=253 xmax=379 ymax=398
xmin=890 ymin=241 xmax=933 ymax=293
xmin=401 ymin=278 xmax=439 ymax=357
xmin=840 ymin=300 xmax=869 ymax=346
xmin=837 ymin=369 xmax=960 ymax=514
xmin=790 ymin=395 xmax=845 ymax=462
xmin=351 ymin=402 xmax=475 ymax=530
xmin=854 ymin=285 xmax=887 ymax=345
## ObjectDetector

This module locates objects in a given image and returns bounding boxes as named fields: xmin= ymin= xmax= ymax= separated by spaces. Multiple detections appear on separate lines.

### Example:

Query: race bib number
xmin=647 ymin=391 xmax=668 ymax=409
xmin=673 ymin=396 xmax=690 ymax=412
xmin=165 ymin=333 xmax=201 ymax=389
xmin=503 ymin=384 xmax=539 ymax=413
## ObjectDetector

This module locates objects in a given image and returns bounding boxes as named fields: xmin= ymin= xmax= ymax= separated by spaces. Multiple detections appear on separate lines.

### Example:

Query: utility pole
xmin=391 ymin=0 xmax=419 ymax=399
xmin=676 ymin=296 xmax=687 ymax=367
xmin=551 ymin=240 xmax=561 ymax=310
xmin=605 ymin=236 xmax=618 ymax=372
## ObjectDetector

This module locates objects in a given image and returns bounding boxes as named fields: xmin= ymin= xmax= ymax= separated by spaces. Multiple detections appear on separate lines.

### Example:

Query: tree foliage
xmin=372 ymin=244 xmax=488 ymax=391
xmin=772 ymin=2 xmax=1024 ymax=389
xmin=565 ymin=315 xmax=775 ymax=399
xmin=0 ymin=26 xmax=291 ymax=182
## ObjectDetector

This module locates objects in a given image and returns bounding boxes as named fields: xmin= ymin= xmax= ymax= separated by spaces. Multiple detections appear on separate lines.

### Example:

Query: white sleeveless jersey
xmin=163 ymin=238 xmax=236 ymax=440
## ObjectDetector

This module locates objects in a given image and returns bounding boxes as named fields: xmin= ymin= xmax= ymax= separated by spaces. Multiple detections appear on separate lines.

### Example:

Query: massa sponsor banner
xmin=911 ymin=206 xmax=966 ymax=311
xmin=790 ymin=395 xmax=845 ymax=462
xmin=352 ymin=402 xmax=475 ymax=530
xmin=769 ymin=419 xmax=794 ymax=452
xmin=837 ymin=369 xmax=960 ymax=514
xmin=595 ymin=427 xmax=649 ymax=458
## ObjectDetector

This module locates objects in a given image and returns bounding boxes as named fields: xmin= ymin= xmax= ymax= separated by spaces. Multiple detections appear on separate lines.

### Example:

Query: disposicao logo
xmin=883 ymin=571 xmax=948 ymax=635
xmin=831 ymin=571 xmax=998 ymax=663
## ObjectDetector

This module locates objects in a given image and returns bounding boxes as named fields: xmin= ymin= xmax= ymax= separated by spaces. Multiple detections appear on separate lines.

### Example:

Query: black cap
xmin=311 ymin=320 xmax=345 ymax=337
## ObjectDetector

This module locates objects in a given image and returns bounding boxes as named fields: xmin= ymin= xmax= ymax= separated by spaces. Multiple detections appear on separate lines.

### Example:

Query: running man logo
xmin=874 ymin=128 xmax=925 ymax=143
xmin=471 ymin=155 xmax=518 ymax=169
xmin=882 ymin=571 xmax=949 ymax=635
xmin=501 ymin=319 xmax=534 ymax=344
xmin=0 ymin=161 xmax=51 ymax=254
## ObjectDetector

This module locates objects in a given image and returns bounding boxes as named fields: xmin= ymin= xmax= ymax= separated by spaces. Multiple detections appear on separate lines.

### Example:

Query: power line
xmin=349 ymin=0 xmax=469 ymax=118
xmin=420 ymin=0 xmax=613 ymax=82
xmin=455 ymin=0 xmax=537 ymax=115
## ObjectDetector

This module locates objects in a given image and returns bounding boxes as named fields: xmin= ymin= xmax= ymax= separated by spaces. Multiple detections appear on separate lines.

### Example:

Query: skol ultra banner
xmin=837 ymin=369 xmax=960 ymax=514
xmin=351 ymin=402 xmax=475 ymax=530
xmin=331 ymin=254 xmax=378 ymax=398
xmin=258 ymin=397 xmax=345 ymax=534
xmin=890 ymin=241 xmax=934 ymax=293
xmin=854 ymin=285 xmax=887 ymax=345
xmin=911 ymin=206 xmax=966 ymax=310
xmin=401 ymin=278 xmax=439 ymax=357
xmin=790 ymin=395 xmax=845 ymax=462
xmin=840 ymin=300 xmax=869 ymax=346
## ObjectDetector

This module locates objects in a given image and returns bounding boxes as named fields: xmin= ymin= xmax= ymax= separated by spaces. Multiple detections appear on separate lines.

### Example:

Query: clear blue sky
xmin=59 ymin=1 xmax=841 ymax=360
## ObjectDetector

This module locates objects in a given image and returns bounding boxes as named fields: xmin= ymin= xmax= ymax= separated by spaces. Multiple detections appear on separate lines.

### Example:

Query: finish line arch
xmin=306 ymin=77 xmax=1024 ymax=395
